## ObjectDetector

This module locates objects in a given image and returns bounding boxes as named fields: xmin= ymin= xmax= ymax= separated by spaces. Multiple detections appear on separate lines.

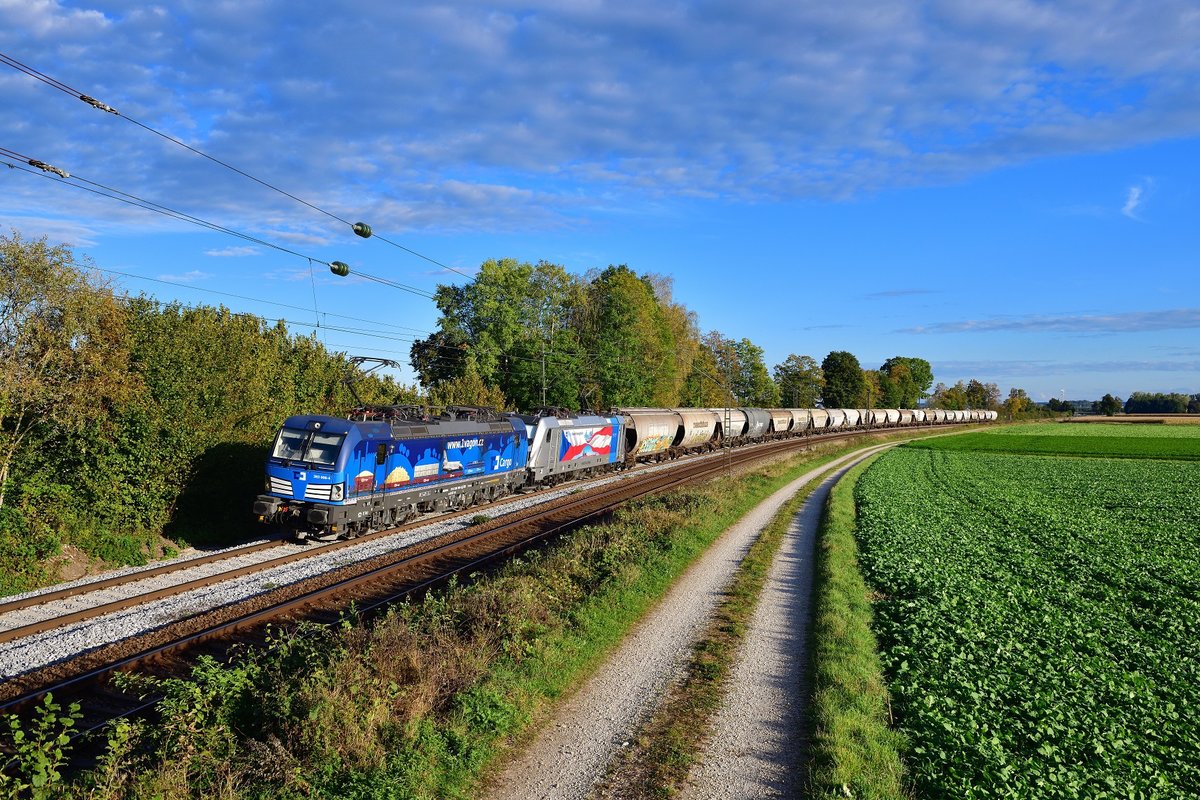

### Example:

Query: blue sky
xmin=3 ymin=0 xmax=1198 ymax=401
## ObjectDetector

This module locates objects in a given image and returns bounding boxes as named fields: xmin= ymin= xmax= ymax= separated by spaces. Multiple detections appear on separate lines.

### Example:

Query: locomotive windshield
xmin=271 ymin=428 xmax=345 ymax=467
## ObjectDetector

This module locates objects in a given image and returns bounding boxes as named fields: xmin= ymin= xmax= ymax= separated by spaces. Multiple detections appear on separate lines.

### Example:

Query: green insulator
xmin=352 ymin=222 xmax=373 ymax=238
xmin=329 ymin=261 xmax=350 ymax=277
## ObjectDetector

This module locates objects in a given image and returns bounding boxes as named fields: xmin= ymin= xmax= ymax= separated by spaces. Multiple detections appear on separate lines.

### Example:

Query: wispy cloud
xmin=865 ymin=288 xmax=937 ymax=299
xmin=156 ymin=270 xmax=212 ymax=283
xmin=205 ymin=246 xmax=259 ymax=257
xmin=902 ymin=308 xmax=1200 ymax=335
xmin=1118 ymin=178 xmax=1147 ymax=220
xmin=934 ymin=359 xmax=1200 ymax=378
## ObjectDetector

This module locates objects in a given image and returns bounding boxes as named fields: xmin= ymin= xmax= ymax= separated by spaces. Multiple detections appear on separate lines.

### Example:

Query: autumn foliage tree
xmin=0 ymin=232 xmax=135 ymax=510
xmin=773 ymin=354 xmax=823 ymax=407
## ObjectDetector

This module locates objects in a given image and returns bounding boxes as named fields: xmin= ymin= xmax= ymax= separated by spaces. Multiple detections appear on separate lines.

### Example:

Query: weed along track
xmin=0 ymin=429 xmax=887 ymax=748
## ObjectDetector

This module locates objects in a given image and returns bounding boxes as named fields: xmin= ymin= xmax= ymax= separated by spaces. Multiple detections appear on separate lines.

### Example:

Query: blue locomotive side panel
xmin=348 ymin=428 xmax=527 ymax=497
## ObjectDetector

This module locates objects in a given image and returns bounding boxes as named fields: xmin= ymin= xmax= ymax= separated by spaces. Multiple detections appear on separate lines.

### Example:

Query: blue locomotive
xmin=253 ymin=406 xmax=530 ymax=540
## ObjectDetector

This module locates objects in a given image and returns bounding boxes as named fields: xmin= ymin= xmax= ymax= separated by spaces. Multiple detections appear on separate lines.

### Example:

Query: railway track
xmin=0 ymin=426 xmax=945 ymax=748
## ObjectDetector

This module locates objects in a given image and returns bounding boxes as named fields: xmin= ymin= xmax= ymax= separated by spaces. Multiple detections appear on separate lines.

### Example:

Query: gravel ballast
xmin=0 ymin=455 xmax=713 ymax=681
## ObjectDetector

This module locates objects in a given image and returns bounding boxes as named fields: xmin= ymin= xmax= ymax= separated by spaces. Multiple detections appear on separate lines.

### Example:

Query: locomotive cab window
xmin=270 ymin=428 xmax=345 ymax=467
xmin=272 ymin=428 xmax=307 ymax=461
xmin=306 ymin=432 xmax=344 ymax=466
xmin=376 ymin=443 xmax=388 ymax=465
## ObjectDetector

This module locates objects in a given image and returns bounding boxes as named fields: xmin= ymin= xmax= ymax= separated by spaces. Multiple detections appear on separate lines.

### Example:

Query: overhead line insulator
xmin=352 ymin=222 xmax=372 ymax=239
xmin=28 ymin=159 xmax=69 ymax=178
xmin=329 ymin=261 xmax=350 ymax=277
xmin=80 ymin=94 xmax=119 ymax=114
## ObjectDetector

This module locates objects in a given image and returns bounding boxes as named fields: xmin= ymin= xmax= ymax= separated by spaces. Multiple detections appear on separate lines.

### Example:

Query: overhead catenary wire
xmin=98 ymin=269 xmax=594 ymax=375
xmin=5 ymin=142 xmax=642 ymax=372
xmin=2 ymin=52 xmax=622 ymax=361
xmin=92 ymin=266 xmax=434 ymax=336
xmin=0 ymin=49 xmax=477 ymax=281
xmin=2 ymin=151 xmax=435 ymax=300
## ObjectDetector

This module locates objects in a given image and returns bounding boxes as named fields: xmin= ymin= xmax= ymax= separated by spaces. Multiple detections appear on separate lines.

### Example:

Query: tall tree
xmin=732 ymin=338 xmax=780 ymax=407
xmin=1004 ymin=387 xmax=1034 ymax=416
xmin=860 ymin=369 xmax=884 ymax=408
xmin=679 ymin=337 xmax=732 ymax=407
xmin=820 ymin=351 xmax=865 ymax=408
xmin=879 ymin=356 xmax=933 ymax=407
xmin=0 ymin=233 xmax=134 ymax=509
xmin=1097 ymin=393 xmax=1123 ymax=416
xmin=699 ymin=331 xmax=741 ymax=404
xmin=930 ymin=380 xmax=968 ymax=410
xmin=577 ymin=265 xmax=673 ymax=408
xmin=411 ymin=258 xmax=584 ymax=410
xmin=964 ymin=379 xmax=1000 ymax=410
xmin=773 ymin=354 xmax=823 ymax=407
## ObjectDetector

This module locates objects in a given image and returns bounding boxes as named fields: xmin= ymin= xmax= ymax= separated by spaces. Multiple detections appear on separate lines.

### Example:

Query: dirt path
xmin=485 ymin=445 xmax=888 ymax=800
xmin=679 ymin=457 xmax=869 ymax=799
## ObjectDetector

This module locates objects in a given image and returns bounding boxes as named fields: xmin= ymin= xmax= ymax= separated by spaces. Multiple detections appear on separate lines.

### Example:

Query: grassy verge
xmin=807 ymin=454 xmax=907 ymax=799
xmin=38 ymin=432 xmax=931 ymax=799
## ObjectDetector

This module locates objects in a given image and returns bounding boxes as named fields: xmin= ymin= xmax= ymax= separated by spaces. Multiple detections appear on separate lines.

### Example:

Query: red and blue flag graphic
xmin=559 ymin=426 xmax=613 ymax=461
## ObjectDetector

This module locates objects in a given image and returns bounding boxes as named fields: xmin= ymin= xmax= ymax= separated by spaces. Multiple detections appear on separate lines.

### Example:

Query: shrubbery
xmin=0 ymin=232 xmax=414 ymax=591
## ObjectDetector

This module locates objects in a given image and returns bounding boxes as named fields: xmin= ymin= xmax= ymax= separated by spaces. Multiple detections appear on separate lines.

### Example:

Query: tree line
xmin=410 ymin=258 xmax=971 ymax=412
xmin=1123 ymin=392 xmax=1200 ymax=414
xmin=1051 ymin=393 xmax=1200 ymax=416
xmin=2 ymin=234 xmax=986 ymax=589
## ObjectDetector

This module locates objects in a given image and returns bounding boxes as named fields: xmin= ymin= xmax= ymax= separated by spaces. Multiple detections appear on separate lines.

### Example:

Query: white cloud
xmin=1121 ymin=178 xmax=1154 ymax=219
xmin=1121 ymin=185 xmax=1143 ymax=218
xmin=3 ymin=2 xmax=1200 ymax=229
xmin=204 ymin=245 xmax=259 ymax=257
xmin=156 ymin=270 xmax=212 ymax=283
xmin=903 ymin=308 xmax=1200 ymax=335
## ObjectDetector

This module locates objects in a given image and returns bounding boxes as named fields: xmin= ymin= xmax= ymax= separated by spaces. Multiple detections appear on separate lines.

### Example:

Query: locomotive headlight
xmin=331 ymin=484 xmax=344 ymax=501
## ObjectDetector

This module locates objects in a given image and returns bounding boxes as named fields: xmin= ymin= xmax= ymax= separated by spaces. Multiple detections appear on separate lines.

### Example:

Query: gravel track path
xmin=486 ymin=445 xmax=889 ymax=800
xmin=679 ymin=453 xmax=879 ymax=799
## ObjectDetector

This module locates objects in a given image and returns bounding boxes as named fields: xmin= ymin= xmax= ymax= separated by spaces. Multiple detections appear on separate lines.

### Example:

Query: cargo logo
xmin=559 ymin=426 xmax=613 ymax=461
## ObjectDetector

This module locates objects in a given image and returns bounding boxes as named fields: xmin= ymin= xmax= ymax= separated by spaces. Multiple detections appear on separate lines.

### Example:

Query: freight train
xmin=252 ymin=404 xmax=996 ymax=541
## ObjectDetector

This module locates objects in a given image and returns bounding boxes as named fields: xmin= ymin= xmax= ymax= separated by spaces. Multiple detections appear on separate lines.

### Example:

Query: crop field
xmin=907 ymin=421 xmax=1200 ymax=460
xmin=854 ymin=438 xmax=1200 ymax=797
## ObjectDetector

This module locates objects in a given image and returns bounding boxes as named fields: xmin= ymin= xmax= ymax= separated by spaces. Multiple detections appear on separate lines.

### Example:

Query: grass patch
xmin=807 ymin=455 xmax=908 ymax=800
xmin=906 ymin=431 xmax=1200 ymax=460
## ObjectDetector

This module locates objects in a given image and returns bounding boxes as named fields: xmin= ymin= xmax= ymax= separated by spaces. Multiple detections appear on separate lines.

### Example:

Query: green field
xmin=907 ymin=421 xmax=1200 ymax=460
xmin=854 ymin=442 xmax=1200 ymax=797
